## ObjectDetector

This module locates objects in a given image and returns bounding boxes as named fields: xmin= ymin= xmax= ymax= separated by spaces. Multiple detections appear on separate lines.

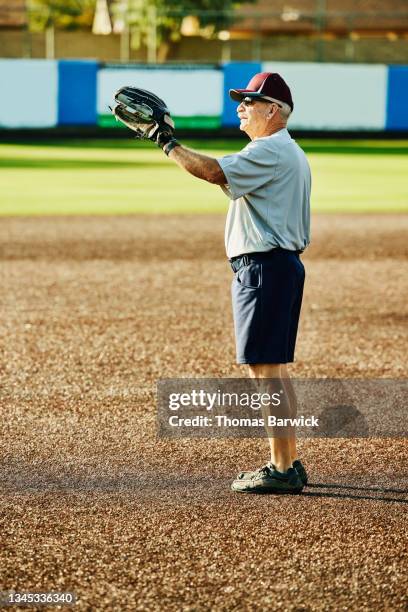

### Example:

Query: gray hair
xmin=278 ymin=101 xmax=292 ymax=121
xmin=263 ymin=96 xmax=292 ymax=121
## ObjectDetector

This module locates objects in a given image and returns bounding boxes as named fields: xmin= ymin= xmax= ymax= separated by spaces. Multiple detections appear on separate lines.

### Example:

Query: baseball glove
xmin=111 ymin=86 xmax=175 ymax=146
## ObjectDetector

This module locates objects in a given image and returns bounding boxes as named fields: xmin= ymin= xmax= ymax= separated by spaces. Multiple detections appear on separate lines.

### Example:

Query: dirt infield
xmin=0 ymin=214 xmax=407 ymax=611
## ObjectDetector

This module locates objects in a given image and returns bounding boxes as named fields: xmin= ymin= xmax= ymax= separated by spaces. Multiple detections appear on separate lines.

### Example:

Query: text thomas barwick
xmin=168 ymin=415 xmax=319 ymax=427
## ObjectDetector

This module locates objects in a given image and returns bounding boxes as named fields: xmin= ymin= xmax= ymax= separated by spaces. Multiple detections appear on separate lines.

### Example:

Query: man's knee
xmin=248 ymin=363 xmax=283 ymax=378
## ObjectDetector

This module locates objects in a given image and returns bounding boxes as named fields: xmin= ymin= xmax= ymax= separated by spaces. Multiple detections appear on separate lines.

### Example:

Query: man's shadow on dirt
xmin=301 ymin=482 xmax=408 ymax=503
xmin=298 ymin=403 xmax=407 ymax=502
xmin=4 ymin=470 xmax=407 ymax=503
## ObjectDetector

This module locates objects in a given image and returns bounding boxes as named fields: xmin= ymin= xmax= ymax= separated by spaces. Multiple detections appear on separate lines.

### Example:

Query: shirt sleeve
xmin=218 ymin=139 xmax=278 ymax=200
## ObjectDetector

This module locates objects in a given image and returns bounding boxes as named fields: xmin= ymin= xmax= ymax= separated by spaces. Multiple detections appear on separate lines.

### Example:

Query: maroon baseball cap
xmin=229 ymin=72 xmax=294 ymax=111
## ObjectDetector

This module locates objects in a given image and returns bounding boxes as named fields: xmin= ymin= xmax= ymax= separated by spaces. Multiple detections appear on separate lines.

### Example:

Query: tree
xmin=28 ymin=0 xmax=96 ymax=31
xmin=111 ymin=0 xmax=258 ymax=60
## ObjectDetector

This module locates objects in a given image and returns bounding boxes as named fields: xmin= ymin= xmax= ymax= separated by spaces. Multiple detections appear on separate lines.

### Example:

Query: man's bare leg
xmin=281 ymin=364 xmax=298 ymax=464
xmin=248 ymin=363 xmax=294 ymax=473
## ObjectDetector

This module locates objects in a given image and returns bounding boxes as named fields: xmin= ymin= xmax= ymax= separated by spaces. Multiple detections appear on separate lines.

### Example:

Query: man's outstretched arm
xmin=168 ymin=145 xmax=226 ymax=186
xmin=109 ymin=86 xmax=226 ymax=185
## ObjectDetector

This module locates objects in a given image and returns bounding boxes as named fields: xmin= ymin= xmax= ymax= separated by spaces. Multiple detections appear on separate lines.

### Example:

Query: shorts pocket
xmin=236 ymin=262 xmax=262 ymax=289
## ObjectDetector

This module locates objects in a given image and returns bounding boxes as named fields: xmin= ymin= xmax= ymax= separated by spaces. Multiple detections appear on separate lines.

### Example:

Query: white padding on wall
xmin=98 ymin=68 xmax=223 ymax=116
xmin=262 ymin=62 xmax=387 ymax=130
xmin=0 ymin=59 xmax=58 ymax=128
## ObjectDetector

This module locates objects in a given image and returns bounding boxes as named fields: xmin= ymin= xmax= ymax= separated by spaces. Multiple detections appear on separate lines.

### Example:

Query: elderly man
xmin=163 ymin=72 xmax=311 ymax=494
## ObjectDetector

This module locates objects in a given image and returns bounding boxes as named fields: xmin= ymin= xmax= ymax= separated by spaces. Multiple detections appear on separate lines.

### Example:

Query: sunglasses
xmin=241 ymin=96 xmax=283 ymax=108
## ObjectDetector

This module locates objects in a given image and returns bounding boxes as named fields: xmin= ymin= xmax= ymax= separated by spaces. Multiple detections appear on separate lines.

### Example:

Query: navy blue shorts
xmin=230 ymin=249 xmax=305 ymax=365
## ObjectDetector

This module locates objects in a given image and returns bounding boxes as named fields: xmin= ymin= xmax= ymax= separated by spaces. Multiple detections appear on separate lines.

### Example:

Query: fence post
xmin=147 ymin=5 xmax=157 ymax=63
xmin=345 ymin=15 xmax=355 ymax=62
xmin=22 ymin=2 xmax=32 ymax=59
xmin=120 ymin=25 xmax=130 ymax=61
xmin=45 ymin=24 xmax=55 ymax=59
xmin=252 ymin=16 xmax=261 ymax=62
xmin=315 ymin=0 xmax=326 ymax=62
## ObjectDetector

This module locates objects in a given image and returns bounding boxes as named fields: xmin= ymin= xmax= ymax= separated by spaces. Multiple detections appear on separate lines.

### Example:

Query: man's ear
xmin=268 ymin=103 xmax=277 ymax=118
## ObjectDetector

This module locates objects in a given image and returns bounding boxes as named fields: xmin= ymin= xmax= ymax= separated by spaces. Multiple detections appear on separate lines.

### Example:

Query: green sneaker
xmin=231 ymin=464 xmax=303 ymax=494
xmin=238 ymin=459 xmax=308 ymax=486
xmin=293 ymin=459 xmax=308 ymax=485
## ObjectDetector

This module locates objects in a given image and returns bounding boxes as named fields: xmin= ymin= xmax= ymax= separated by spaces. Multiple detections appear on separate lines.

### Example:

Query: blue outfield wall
xmin=222 ymin=62 xmax=262 ymax=127
xmin=386 ymin=66 xmax=408 ymax=131
xmin=54 ymin=60 xmax=408 ymax=132
xmin=0 ymin=59 xmax=407 ymax=131
xmin=58 ymin=60 xmax=98 ymax=125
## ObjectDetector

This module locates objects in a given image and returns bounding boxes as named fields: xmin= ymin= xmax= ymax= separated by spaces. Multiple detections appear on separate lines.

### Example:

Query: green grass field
xmin=0 ymin=139 xmax=407 ymax=215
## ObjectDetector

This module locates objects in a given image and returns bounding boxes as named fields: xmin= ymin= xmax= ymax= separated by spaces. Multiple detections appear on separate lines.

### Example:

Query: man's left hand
xmin=111 ymin=86 xmax=176 ymax=149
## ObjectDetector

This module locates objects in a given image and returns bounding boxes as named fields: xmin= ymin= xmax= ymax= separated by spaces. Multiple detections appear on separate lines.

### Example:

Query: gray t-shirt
xmin=218 ymin=128 xmax=311 ymax=259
